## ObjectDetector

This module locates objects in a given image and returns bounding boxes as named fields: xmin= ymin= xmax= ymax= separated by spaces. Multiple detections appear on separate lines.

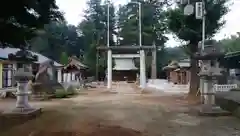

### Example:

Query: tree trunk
xmin=189 ymin=57 xmax=199 ymax=96
xmin=188 ymin=44 xmax=199 ymax=96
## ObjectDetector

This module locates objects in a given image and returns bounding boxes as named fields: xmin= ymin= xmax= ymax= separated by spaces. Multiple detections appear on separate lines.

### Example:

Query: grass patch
xmin=230 ymin=88 xmax=240 ymax=92
xmin=54 ymin=87 xmax=78 ymax=99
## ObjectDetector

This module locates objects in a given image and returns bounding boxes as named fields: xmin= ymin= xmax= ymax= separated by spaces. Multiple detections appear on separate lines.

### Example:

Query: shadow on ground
xmin=0 ymin=113 xmax=38 ymax=132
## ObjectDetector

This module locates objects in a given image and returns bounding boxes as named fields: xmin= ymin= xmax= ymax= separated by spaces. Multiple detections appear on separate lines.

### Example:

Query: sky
xmin=56 ymin=0 xmax=240 ymax=47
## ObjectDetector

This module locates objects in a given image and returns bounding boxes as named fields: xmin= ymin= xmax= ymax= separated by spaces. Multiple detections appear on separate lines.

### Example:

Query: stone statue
xmin=35 ymin=60 xmax=55 ymax=82
xmin=32 ymin=60 xmax=63 ymax=99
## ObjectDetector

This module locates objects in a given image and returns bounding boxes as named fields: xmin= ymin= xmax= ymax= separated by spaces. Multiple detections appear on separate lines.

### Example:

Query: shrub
xmin=54 ymin=87 xmax=78 ymax=98
xmin=66 ymin=86 xmax=78 ymax=95
xmin=230 ymin=88 xmax=240 ymax=92
xmin=54 ymin=89 xmax=69 ymax=98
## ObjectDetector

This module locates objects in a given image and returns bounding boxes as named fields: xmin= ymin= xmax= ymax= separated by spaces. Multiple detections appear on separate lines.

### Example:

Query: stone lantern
xmin=3 ymin=48 xmax=41 ymax=115
xmin=194 ymin=44 xmax=230 ymax=116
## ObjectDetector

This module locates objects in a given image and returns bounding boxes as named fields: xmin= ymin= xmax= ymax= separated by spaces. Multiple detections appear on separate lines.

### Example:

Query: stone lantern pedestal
xmin=199 ymin=75 xmax=230 ymax=116
xmin=3 ymin=67 xmax=41 ymax=115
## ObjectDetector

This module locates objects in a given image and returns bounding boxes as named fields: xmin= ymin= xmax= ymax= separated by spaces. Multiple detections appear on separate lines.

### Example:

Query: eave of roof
xmin=225 ymin=51 xmax=240 ymax=59
xmin=0 ymin=47 xmax=63 ymax=66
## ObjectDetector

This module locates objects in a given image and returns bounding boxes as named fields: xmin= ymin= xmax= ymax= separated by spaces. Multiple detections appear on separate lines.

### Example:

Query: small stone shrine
xmin=3 ymin=48 xmax=41 ymax=116
xmin=194 ymin=44 xmax=230 ymax=116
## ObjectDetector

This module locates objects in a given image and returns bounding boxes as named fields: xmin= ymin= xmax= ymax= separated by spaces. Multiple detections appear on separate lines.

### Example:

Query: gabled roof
xmin=163 ymin=60 xmax=180 ymax=70
xmin=63 ymin=56 xmax=88 ymax=71
xmin=69 ymin=56 xmax=88 ymax=68
xmin=163 ymin=59 xmax=192 ymax=70
xmin=0 ymin=47 xmax=62 ymax=67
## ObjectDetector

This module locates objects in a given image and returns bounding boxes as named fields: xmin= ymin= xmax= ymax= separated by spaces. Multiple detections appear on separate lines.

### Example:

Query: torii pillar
xmin=139 ymin=50 xmax=146 ymax=88
xmin=107 ymin=49 xmax=112 ymax=89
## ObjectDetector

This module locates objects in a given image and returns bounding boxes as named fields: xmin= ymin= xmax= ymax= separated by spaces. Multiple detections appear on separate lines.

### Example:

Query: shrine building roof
xmin=63 ymin=56 xmax=88 ymax=71
xmin=220 ymin=51 xmax=240 ymax=69
xmin=0 ymin=47 xmax=62 ymax=67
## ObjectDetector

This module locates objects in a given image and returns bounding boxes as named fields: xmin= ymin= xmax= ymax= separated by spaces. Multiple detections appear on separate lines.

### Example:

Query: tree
xmin=118 ymin=0 xmax=167 ymax=46
xmin=166 ymin=0 xmax=229 ymax=95
xmin=60 ymin=52 xmax=69 ymax=65
xmin=0 ymin=0 xmax=64 ymax=47
xmin=77 ymin=0 xmax=116 ymax=75
xmin=31 ymin=21 xmax=83 ymax=62
xmin=117 ymin=0 xmax=168 ymax=77
xmin=219 ymin=32 xmax=240 ymax=53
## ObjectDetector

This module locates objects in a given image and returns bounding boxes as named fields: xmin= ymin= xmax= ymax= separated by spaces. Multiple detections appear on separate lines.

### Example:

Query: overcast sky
xmin=56 ymin=0 xmax=240 ymax=47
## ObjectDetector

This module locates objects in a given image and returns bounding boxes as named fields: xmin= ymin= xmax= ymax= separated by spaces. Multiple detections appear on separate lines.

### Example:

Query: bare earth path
xmin=0 ymin=82 xmax=240 ymax=136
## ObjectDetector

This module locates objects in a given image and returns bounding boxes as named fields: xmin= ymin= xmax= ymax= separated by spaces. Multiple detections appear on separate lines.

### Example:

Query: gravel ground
xmin=0 ymin=82 xmax=240 ymax=136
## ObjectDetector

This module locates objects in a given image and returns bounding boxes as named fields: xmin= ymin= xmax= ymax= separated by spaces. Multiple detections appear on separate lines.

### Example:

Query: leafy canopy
xmin=0 ymin=0 xmax=64 ymax=47
xmin=167 ymin=0 xmax=229 ymax=45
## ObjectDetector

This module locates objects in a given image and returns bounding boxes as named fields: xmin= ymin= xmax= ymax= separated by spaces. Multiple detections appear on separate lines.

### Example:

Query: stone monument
xmin=195 ymin=44 xmax=230 ymax=116
xmin=3 ymin=48 xmax=41 ymax=115
xmin=32 ymin=60 xmax=63 ymax=99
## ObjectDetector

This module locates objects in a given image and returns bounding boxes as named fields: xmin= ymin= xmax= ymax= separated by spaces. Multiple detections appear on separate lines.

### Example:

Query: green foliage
xmin=167 ymin=0 xmax=229 ymax=45
xmin=54 ymin=88 xmax=77 ymax=98
xmin=230 ymin=88 xmax=240 ymax=92
xmin=0 ymin=0 xmax=64 ymax=47
xmin=160 ymin=47 xmax=188 ymax=64
xmin=30 ymin=22 xmax=83 ymax=61
xmin=54 ymin=89 xmax=69 ymax=98
xmin=66 ymin=86 xmax=77 ymax=95
xmin=77 ymin=0 xmax=116 ymax=75
xmin=117 ymin=0 xmax=168 ymax=71
xmin=118 ymin=0 xmax=168 ymax=46
xmin=60 ymin=52 xmax=69 ymax=65
xmin=219 ymin=32 xmax=240 ymax=53
xmin=166 ymin=0 xmax=229 ymax=94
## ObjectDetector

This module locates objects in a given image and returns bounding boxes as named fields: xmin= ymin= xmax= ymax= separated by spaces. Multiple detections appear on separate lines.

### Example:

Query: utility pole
xmin=107 ymin=1 xmax=112 ymax=89
xmin=137 ymin=2 xmax=146 ymax=88
xmin=151 ymin=41 xmax=157 ymax=79
xmin=201 ymin=0 xmax=206 ymax=51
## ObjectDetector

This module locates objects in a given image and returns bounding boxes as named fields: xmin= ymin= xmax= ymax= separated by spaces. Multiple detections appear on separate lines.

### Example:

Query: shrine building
xmin=163 ymin=59 xmax=192 ymax=85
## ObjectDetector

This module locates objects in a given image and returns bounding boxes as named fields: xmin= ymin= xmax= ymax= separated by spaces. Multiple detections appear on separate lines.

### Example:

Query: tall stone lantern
xmin=3 ymin=48 xmax=41 ymax=115
xmin=194 ymin=44 xmax=230 ymax=116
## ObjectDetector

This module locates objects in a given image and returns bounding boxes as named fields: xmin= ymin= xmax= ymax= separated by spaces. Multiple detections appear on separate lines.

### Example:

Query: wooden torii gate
xmin=96 ymin=45 xmax=157 ymax=89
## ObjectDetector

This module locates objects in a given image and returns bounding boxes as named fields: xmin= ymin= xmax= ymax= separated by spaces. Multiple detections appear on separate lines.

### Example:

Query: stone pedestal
xmin=3 ymin=67 xmax=41 ymax=116
xmin=199 ymin=77 xmax=230 ymax=116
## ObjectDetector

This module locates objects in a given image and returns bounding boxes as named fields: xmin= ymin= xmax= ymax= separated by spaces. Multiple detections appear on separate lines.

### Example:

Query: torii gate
xmin=96 ymin=45 xmax=155 ymax=89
